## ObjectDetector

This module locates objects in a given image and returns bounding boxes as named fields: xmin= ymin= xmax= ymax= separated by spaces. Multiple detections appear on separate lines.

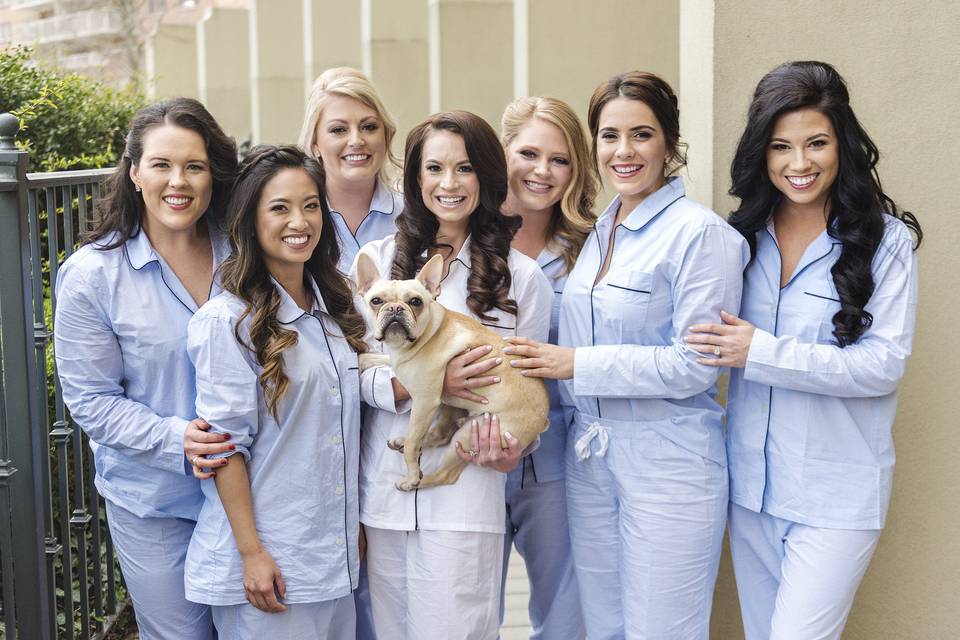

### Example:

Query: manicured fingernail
xmin=484 ymin=345 xmax=493 ymax=352
xmin=493 ymin=376 xmax=501 ymax=383
xmin=495 ymin=357 xmax=503 ymax=364
xmin=505 ymin=431 xmax=513 ymax=439
xmin=502 ymin=347 xmax=512 ymax=354
xmin=229 ymin=445 xmax=236 ymax=450
xmin=223 ymin=434 xmax=231 ymax=440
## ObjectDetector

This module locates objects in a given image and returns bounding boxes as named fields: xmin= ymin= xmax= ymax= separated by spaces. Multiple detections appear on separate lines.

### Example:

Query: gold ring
xmin=469 ymin=450 xmax=479 ymax=457
xmin=714 ymin=345 xmax=721 ymax=357
xmin=191 ymin=455 xmax=201 ymax=466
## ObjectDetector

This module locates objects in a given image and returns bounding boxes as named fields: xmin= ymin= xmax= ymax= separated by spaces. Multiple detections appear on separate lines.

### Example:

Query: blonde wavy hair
xmin=298 ymin=67 xmax=401 ymax=184
xmin=501 ymin=96 xmax=598 ymax=274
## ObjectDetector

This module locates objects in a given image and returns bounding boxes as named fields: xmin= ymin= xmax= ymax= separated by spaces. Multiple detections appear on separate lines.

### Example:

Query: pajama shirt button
xmin=335 ymin=485 xmax=344 ymax=495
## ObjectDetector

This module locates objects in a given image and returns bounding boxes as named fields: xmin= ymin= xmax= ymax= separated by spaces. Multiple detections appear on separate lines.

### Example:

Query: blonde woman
xmin=497 ymin=96 xmax=597 ymax=640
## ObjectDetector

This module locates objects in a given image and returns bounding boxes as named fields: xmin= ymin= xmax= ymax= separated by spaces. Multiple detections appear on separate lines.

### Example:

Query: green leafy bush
xmin=0 ymin=45 xmax=145 ymax=172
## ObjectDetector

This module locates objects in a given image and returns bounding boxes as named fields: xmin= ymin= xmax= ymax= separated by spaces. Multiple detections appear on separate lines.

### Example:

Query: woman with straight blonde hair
xmin=492 ymin=95 xmax=597 ymax=639
xmin=298 ymin=66 xmax=403 ymax=274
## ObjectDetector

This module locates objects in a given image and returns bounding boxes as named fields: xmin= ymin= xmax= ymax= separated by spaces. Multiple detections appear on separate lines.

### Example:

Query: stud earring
xmin=134 ymin=184 xmax=141 ymax=192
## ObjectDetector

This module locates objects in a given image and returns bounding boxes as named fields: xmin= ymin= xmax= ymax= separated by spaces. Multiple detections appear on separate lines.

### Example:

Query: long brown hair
xmin=86 ymin=97 xmax=238 ymax=248
xmin=501 ymin=96 xmax=598 ymax=274
xmin=393 ymin=111 xmax=519 ymax=322
xmin=220 ymin=145 xmax=367 ymax=418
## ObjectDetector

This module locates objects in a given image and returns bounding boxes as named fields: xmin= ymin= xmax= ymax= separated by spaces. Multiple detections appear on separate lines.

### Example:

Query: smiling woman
xmin=53 ymin=98 xmax=238 ymax=640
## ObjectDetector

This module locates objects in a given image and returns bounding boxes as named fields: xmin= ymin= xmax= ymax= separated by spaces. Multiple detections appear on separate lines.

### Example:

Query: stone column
xmin=197 ymin=7 xmax=251 ymax=145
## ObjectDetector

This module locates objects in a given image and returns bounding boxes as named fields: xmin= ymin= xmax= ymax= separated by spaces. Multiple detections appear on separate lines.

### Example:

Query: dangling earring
xmin=134 ymin=183 xmax=141 ymax=192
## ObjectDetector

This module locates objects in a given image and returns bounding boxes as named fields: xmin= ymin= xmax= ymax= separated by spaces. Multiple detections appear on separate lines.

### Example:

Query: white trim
xmin=678 ymin=0 xmax=715 ymax=208
xmin=513 ymin=0 xmax=529 ymax=99
xmin=196 ymin=8 xmax=211 ymax=104
xmin=428 ymin=0 xmax=441 ymax=113
xmin=303 ymin=0 xmax=314 ymax=98
xmin=361 ymin=0 xmax=372 ymax=77
xmin=249 ymin=0 xmax=260 ymax=143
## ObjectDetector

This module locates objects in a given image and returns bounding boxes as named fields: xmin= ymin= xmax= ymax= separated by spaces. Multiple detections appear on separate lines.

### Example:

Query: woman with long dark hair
xmin=685 ymin=61 xmax=921 ymax=639
xmin=506 ymin=72 xmax=749 ymax=638
xmin=53 ymin=98 xmax=237 ymax=639
xmin=183 ymin=146 xmax=366 ymax=637
xmin=355 ymin=111 xmax=553 ymax=640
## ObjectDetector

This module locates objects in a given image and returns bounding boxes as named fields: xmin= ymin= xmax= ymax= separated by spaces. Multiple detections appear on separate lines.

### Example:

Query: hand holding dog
xmin=503 ymin=337 xmax=574 ymax=380
xmin=455 ymin=413 xmax=524 ymax=473
xmin=442 ymin=345 xmax=502 ymax=404
xmin=241 ymin=547 xmax=287 ymax=613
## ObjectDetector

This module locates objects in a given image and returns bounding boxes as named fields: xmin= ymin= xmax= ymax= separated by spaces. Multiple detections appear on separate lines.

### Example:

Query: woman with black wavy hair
xmin=685 ymin=61 xmax=921 ymax=639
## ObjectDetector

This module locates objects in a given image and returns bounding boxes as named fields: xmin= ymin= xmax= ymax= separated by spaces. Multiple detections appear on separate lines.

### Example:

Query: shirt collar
xmin=274 ymin=274 xmax=329 ymax=324
xmin=125 ymin=226 xmax=159 ymax=270
xmin=124 ymin=222 xmax=231 ymax=271
xmin=328 ymin=181 xmax=398 ymax=217
xmin=536 ymin=242 xmax=564 ymax=269
xmin=370 ymin=181 xmax=398 ymax=215
xmin=598 ymin=175 xmax=686 ymax=232
xmin=420 ymin=234 xmax=473 ymax=270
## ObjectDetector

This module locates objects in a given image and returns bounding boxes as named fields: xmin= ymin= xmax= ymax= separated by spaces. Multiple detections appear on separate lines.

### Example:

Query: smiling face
xmin=313 ymin=94 xmax=386 ymax=187
xmin=766 ymin=108 xmax=839 ymax=215
xmin=129 ymin=123 xmax=213 ymax=235
xmin=255 ymin=167 xmax=324 ymax=280
xmin=504 ymin=117 xmax=572 ymax=217
xmin=595 ymin=96 xmax=668 ymax=213
xmin=419 ymin=129 xmax=480 ymax=236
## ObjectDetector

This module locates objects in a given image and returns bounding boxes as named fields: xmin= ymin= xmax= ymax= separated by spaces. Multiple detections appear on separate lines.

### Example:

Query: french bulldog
xmin=355 ymin=252 xmax=549 ymax=491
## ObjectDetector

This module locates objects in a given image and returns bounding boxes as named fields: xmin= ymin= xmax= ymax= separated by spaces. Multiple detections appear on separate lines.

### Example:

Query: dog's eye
xmin=371 ymin=297 xmax=383 ymax=305
xmin=409 ymin=297 xmax=423 ymax=307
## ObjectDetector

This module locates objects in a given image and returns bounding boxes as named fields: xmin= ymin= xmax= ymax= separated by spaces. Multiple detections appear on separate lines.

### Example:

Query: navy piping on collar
xmin=124 ymin=245 xmax=198 ymax=315
xmin=763 ymin=227 xmax=841 ymax=290
xmin=312 ymin=310 xmax=355 ymax=592
xmin=618 ymin=193 xmax=685 ymax=232
xmin=481 ymin=322 xmax=516 ymax=331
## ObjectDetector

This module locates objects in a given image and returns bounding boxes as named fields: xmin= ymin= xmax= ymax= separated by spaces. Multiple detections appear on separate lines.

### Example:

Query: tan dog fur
xmin=355 ymin=252 xmax=549 ymax=491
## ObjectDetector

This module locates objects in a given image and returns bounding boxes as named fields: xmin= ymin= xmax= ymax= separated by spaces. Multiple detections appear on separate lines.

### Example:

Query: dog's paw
xmin=395 ymin=477 xmax=421 ymax=491
xmin=387 ymin=437 xmax=406 ymax=453
xmin=359 ymin=352 xmax=391 ymax=373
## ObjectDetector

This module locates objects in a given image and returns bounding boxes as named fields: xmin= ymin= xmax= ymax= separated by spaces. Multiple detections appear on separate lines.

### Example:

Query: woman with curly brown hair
xmin=354 ymin=111 xmax=553 ymax=640
xmin=183 ymin=146 xmax=366 ymax=638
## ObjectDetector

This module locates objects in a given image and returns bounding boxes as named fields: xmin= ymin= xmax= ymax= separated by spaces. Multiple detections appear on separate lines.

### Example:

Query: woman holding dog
xmin=354 ymin=110 xmax=553 ymax=640
xmin=684 ymin=61 xmax=921 ymax=639
xmin=53 ymin=98 xmax=237 ymax=640
xmin=506 ymin=71 xmax=750 ymax=639
xmin=183 ymin=145 xmax=366 ymax=637
xmin=496 ymin=96 xmax=598 ymax=639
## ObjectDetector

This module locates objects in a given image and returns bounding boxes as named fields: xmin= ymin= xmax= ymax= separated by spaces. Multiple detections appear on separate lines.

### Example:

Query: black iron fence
xmin=0 ymin=113 xmax=124 ymax=639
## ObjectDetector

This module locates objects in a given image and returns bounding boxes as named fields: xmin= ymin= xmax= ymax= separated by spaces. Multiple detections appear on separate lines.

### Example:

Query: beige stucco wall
xmin=146 ymin=24 xmax=199 ymax=101
xmin=703 ymin=1 xmax=960 ymax=637
xmin=197 ymin=7 xmax=251 ymax=144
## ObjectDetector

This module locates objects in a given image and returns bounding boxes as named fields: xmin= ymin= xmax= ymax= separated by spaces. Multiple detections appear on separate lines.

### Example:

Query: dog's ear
xmin=416 ymin=254 xmax=444 ymax=298
xmin=355 ymin=253 xmax=381 ymax=295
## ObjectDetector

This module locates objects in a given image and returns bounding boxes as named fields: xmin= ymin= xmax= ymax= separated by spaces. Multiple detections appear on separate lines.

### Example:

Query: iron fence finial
xmin=0 ymin=113 xmax=19 ymax=150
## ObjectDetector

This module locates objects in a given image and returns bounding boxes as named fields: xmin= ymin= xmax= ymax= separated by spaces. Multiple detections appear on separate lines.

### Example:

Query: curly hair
xmin=392 ymin=111 xmax=520 ymax=322
xmin=728 ymin=61 xmax=922 ymax=346
xmin=86 ymin=97 xmax=238 ymax=248
xmin=219 ymin=145 xmax=367 ymax=419
xmin=501 ymin=96 xmax=599 ymax=274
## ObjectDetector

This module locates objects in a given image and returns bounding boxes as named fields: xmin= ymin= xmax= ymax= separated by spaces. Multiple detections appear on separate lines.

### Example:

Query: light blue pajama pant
xmin=728 ymin=503 xmax=881 ymax=640
xmin=105 ymin=500 xmax=214 ymax=640
xmin=355 ymin=558 xmax=378 ymax=640
xmin=500 ymin=461 xmax=585 ymax=639
xmin=565 ymin=418 xmax=727 ymax=640
xmin=212 ymin=594 xmax=355 ymax=639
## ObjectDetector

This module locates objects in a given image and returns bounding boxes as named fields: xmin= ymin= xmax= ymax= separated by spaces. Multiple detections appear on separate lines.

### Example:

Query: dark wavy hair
xmin=587 ymin=70 xmax=688 ymax=177
xmin=729 ymin=61 xmax=922 ymax=346
xmin=219 ymin=145 xmax=367 ymax=419
xmin=86 ymin=97 xmax=238 ymax=248
xmin=393 ymin=111 xmax=520 ymax=321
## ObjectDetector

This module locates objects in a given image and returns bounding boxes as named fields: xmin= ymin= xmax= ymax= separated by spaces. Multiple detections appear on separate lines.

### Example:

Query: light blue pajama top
xmin=558 ymin=177 xmax=750 ymax=462
xmin=331 ymin=180 xmax=402 ymax=275
xmin=54 ymin=225 xmax=230 ymax=520
xmin=183 ymin=277 xmax=361 ymax=605
xmin=727 ymin=215 xmax=918 ymax=530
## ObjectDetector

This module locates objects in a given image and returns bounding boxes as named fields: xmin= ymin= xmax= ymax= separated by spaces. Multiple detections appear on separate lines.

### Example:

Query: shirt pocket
xmin=801 ymin=288 xmax=842 ymax=344
xmin=605 ymin=270 xmax=654 ymax=339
